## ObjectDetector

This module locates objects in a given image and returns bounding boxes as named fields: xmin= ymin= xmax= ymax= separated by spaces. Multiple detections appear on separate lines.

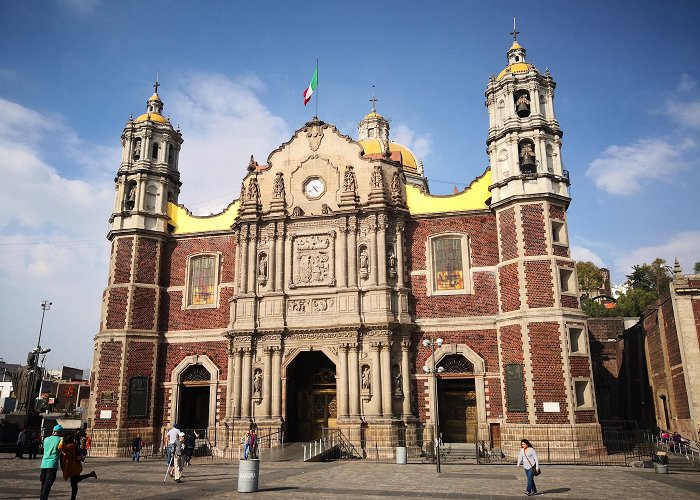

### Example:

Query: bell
xmin=520 ymin=152 xmax=536 ymax=174
xmin=516 ymin=101 xmax=530 ymax=117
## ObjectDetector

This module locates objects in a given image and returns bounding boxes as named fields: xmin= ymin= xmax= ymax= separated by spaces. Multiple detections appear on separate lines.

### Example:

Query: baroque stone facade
xmin=88 ymin=38 xmax=601 ymax=456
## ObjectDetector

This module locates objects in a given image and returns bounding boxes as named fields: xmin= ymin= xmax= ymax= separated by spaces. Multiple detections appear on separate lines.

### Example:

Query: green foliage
xmin=576 ymin=261 xmax=604 ymax=298
xmin=614 ymin=287 xmax=659 ymax=318
xmin=694 ymin=262 xmax=700 ymax=274
xmin=626 ymin=258 xmax=672 ymax=295
xmin=581 ymin=297 xmax=613 ymax=318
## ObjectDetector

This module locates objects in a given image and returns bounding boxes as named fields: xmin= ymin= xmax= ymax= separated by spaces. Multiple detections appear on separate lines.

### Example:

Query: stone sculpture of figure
xmin=393 ymin=366 xmax=403 ymax=397
xmin=343 ymin=166 xmax=356 ymax=193
xmin=390 ymin=171 xmax=401 ymax=197
xmin=247 ymin=176 xmax=260 ymax=202
xmin=258 ymin=254 xmax=268 ymax=281
xmin=11 ymin=350 xmax=42 ymax=411
xmin=273 ymin=172 xmax=285 ymax=199
xmin=359 ymin=247 xmax=369 ymax=273
xmin=361 ymin=366 xmax=371 ymax=391
xmin=388 ymin=247 xmax=397 ymax=272
xmin=253 ymin=370 xmax=262 ymax=394
xmin=132 ymin=139 xmax=141 ymax=160
xmin=240 ymin=182 xmax=247 ymax=203
xmin=371 ymin=165 xmax=383 ymax=189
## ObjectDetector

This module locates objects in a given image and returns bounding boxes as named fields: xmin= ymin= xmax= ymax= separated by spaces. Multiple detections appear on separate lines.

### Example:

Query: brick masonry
xmin=528 ymin=321 xmax=569 ymax=424
xmin=93 ymin=341 xmax=123 ymax=429
xmin=525 ymin=260 xmax=555 ymax=308
xmin=521 ymin=203 xmax=546 ymax=257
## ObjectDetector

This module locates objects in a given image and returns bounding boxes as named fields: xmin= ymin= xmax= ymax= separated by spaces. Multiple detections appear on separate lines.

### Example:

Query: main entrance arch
xmin=285 ymin=351 xmax=336 ymax=442
xmin=178 ymin=364 xmax=211 ymax=429
xmin=437 ymin=355 xmax=477 ymax=442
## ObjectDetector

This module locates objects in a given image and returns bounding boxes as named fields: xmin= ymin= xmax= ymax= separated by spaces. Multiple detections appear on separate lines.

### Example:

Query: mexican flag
xmin=303 ymin=68 xmax=318 ymax=106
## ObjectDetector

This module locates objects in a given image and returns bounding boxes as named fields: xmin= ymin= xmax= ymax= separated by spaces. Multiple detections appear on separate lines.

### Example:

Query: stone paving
xmin=1 ymin=453 xmax=699 ymax=500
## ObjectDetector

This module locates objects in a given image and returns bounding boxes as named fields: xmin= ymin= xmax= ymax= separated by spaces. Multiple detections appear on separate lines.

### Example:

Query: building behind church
xmin=88 ymin=37 xmax=601 ymax=457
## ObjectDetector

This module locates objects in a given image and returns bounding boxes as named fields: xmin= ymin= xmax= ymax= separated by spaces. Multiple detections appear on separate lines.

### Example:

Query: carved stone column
xmin=348 ymin=344 xmax=360 ymax=417
xmin=239 ymin=227 xmax=249 ymax=294
xmin=247 ymin=226 xmax=258 ymax=293
xmin=225 ymin=343 xmax=235 ymax=419
xmin=347 ymin=216 xmax=357 ymax=287
xmin=338 ymin=225 xmax=348 ymax=288
xmin=370 ymin=216 xmax=379 ymax=286
xmin=271 ymin=347 xmax=282 ymax=418
xmin=241 ymin=348 xmax=252 ymax=418
xmin=269 ymin=228 xmax=277 ymax=292
xmin=262 ymin=347 xmax=272 ymax=418
xmin=370 ymin=342 xmax=382 ymax=417
xmin=377 ymin=214 xmax=387 ymax=286
xmin=232 ymin=348 xmax=242 ymax=418
xmin=400 ymin=340 xmax=411 ymax=418
xmin=395 ymin=223 xmax=405 ymax=287
xmin=275 ymin=222 xmax=284 ymax=292
xmin=380 ymin=341 xmax=392 ymax=417
xmin=338 ymin=344 xmax=349 ymax=418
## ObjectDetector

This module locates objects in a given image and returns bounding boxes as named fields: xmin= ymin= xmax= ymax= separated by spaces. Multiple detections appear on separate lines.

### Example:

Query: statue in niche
xmin=253 ymin=369 xmax=263 ymax=394
xmin=343 ymin=165 xmax=356 ymax=193
xmin=390 ymin=171 xmax=401 ymax=198
xmin=359 ymin=247 xmax=369 ymax=278
xmin=371 ymin=165 xmax=383 ymax=189
xmin=247 ymin=176 xmax=260 ymax=202
xmin=392 ymin=365 xmax=403 ymax=398
xmin=258 ymin=254 xmax=268 ymax=282
xmin=273 ymin=172 xmax=285 ymax=199
xmin=361 ymin=366 xmax=371 ymax=391
xmin=388 ymin=247 xmax=397 ymax=275
xmin=132 ymin=139 xmax=141 ymax=160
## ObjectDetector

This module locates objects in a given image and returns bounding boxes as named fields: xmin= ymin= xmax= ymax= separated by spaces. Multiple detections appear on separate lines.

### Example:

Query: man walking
xmin=132 ymin=433 xmax=144 ymax=462
xmin=15 ymin=427 xmax=27 ymax=459
xmin=165 ymin=423 xmax=180 ymax=476
xmin=39 ymin=424 xmax=63 ymax=500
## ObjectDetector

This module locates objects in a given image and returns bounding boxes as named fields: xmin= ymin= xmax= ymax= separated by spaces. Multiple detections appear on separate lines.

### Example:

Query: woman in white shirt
xmin=516 ymin=438 xmax=540 ymax=496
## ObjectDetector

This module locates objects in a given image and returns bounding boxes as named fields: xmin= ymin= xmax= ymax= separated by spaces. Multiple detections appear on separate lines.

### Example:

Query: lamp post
xmin=423 ymin=336 xmax=444 ymax=473
xmin=24 ymin=300 xmax=51 ymax=427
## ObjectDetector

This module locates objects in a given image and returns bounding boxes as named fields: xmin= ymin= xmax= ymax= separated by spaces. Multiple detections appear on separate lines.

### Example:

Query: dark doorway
xmin=285 ymin=351 xmax=336 ymax=442
xmin=438 ymin=378 xmax=477 ymax=442
xmin=178 ymin=364 xmax=211 ymax=430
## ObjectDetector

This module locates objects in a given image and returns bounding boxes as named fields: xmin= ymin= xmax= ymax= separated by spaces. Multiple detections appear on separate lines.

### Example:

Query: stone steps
xmin=440 ymin=442 xmax=477 ymax=462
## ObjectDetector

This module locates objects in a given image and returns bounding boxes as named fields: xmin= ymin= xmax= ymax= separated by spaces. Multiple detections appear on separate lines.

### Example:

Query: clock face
xmin=305 ymin=178 xmax=325 ymax=199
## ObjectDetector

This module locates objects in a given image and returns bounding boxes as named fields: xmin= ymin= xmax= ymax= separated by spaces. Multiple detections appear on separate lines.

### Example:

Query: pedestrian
xmin=249 ymin=427 xmax=258 ymax=459
xmin=29 ymin=429 xmax=41 ymax=459
xmin=516 ymin=438 xmax=540 ymax=496
xmin=84 ymin=435 xmax=91 ymax=457
xmin=59 ymin=433 xmax=97 ymax=500
xmin=672 ymin=432 xmax=682 ymax=453
xmin=132 ymin=433 xmax=144 ymax=462
xmin=184 ymin=430 xmax=198 ymax=466
xmin=165 ymin=423 xmax=180 ymax=476
xmin=242 ymin=430 xmax=251 ymax=460
xmin=78 ymin=431 xmax=88 ymax=457
xmin=39 ymin=424 xmax=63 ymax=500
xmin=15 ymin=427 xmax=27 ymax=459
xmin=174 ymin=432 xmax=185 ymax=483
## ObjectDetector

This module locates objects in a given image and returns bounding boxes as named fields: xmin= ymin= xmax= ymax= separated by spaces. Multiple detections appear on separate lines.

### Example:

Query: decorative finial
xmin=248 ymin=154 xmax=257 ymax=172
xmin=369 ymin=85 xmax=378 ymax=113
xmin=674 ymin=258 xmax=682 ymax=277
xmin=153 ymin=69 xmax=160 ymax=94
xmin=510 ymin=16 xmax=520 ymax=42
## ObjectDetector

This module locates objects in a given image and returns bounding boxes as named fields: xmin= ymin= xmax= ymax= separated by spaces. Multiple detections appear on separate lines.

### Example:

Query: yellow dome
xmin=134 ymin=112 xmax=168 ymax=124
xmin=359 ymin=139 xmax=419 ymax=173
xmin=509 ymin=41 xmax=522 ymax=50
xmin=148 ymin=93 xmax=162 ymax=102
xmin=496 ymin=62 xmax=534 ymax=81
xmin=363 ymin=111 xmax=385 ymax=120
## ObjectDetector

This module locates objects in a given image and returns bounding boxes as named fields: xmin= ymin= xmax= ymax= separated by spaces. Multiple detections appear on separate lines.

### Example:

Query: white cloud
xmin=665 ymin=75 xmax=700 ymax=129
xmin=614 ymin=230 xmax=700 ymax=279
xmin=167 ymin=73 xmax=290 ymax=214
xmin=586 ymin=137 xmax=696 ymax=196
xmin=571 ymin=246 xmax=606 ymax=268
xmin=391 ymin=123 xmax=432 ymax=161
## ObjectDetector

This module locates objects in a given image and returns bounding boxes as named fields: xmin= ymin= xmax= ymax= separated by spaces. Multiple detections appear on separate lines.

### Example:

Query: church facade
xmin=88 ymin=39 xmax=600 ymax=456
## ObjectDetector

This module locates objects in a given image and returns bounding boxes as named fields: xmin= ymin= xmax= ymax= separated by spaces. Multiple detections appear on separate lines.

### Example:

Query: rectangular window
xmin=560 ymin=268 xmax=574 ymax=293
xmin=189 ymin=255 xmax=216 ymax=306
xmin=505 ymin=363 xmax=526 ymax=412
xmin=574 ymin=379 xmax=591 ymax=409
xmin=432 ymin=238 xmax=464 ymax=291
xmin=569 ymin=327 xmax=585 ymax=354
xmin=551 ymin=221 xmax=566 ymax=244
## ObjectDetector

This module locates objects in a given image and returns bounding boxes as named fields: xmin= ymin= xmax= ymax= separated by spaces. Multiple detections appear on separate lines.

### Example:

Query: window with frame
xmin=569 ymin=327 xmax=586 ymax=354
xmin=432 ymin=237 xmax=465 ymax=291
xmin=574 ymin=379 xmax=592 ymax=409
xmin=559 ymin=268 xmax=574 ymax=293
xmin=551 ymin=221 xmax=566 ymax=244
xmin=188 ymin=255 xmax=216 ymax=306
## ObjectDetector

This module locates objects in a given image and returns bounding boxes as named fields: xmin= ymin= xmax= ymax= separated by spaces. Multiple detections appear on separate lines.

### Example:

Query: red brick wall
xmin=549 ymin=204 xmax=566 ymax=221
xmin=486 ymin=377 xmax=503 ymax=418
xmin=132 ymin=288 xmax=157 ymax=330
xmin=122 ymin=341 xmax=155 ymax=428
xmin=498 ymin=208 xmax=517 ymax=261
xmin=569 ymin=356 xmax=592 ymax=378
xmin=410 ymin=273 xmax=498 ymax=317
xmin=106 ymin=288 xmax=128 ymax=329
xmin=528 ymin=322 xmax=569 ymax=423
xmin=553 ymin=244 xmax=569 ymax=258
xmin=521 ymin=204 xmax=546 ymax=256
xmin=499 ymin=263 xmax=520 ymax=312
xmin=414 ymin=330 xmax=498 ymax=372
xmin=135 ymin=238 xmax=159 ymax=285
xmin=161 ymin=288 xmax=234 ymax=330
xmin=660 ymin=298 xmax=690 ymax=419
xmin=575 ymin=410 xmax=596 ymax=423
xmin=113 ymin=238 xmax=133 ymax=284
xmin=499 ymin=324 xmax=529 ymax=423
xmin=561 ymin=295 xmax=579 ymax=309
xmin=525 ymin=260 xmax=554 ymax=308
xmin=694 ymin=299 xmax=700 ymax=348
xmin=93 ymin=341 xmax=123 ymax=429
xmin=161 ymin=235 xmax=237 ymax=287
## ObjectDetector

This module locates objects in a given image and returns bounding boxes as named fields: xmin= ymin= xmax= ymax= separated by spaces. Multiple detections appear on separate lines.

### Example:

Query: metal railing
xmin=645 ymin=433 xmax=700 ymax=469
xmin=303 ymin=428 xmax=361 ymax=461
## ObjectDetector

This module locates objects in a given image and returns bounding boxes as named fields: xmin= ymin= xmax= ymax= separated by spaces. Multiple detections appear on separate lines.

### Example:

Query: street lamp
xmin=423 ymin=337 xmax=444 ymax=473
xmin=36 ymin=300 xmax=52 ymax=350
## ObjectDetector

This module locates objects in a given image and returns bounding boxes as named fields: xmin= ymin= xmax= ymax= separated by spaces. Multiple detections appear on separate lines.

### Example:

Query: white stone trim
xmin=167 ymin=354 xmax=221 ymax=428
xmin=182 ymin=252 xmax=222 ymax=310
xmin=424 ymin=232 xmax=472 ymax=297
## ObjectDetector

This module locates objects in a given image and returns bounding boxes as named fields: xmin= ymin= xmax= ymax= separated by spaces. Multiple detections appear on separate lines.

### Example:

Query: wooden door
xmin=439 ymin=385 xmax=477 ymax=442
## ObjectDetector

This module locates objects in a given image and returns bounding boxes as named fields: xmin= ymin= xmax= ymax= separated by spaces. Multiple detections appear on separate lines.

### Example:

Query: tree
xmin=694 ymin=262 xmax=700 ymax=274
xmin=576 ymin=261 xmax=604 ymax=298
xmin=625 ymin=258 xmax=672 ymax=295
xmin=614 ymin=287 xmax=658 ymax=318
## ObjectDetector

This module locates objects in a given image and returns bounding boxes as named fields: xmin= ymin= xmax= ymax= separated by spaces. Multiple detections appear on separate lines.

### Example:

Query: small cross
xmin=369 ymin=85 xmax=378 ymax=112
xmin=153 ymin=70 xmax=160 ymax=94
xmin=510 ymin=16 xmax=519 ymax=42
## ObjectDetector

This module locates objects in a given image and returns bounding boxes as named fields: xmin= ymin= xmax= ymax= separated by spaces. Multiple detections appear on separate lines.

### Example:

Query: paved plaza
xmin=1 ymin=452 xmax=699 ymax=500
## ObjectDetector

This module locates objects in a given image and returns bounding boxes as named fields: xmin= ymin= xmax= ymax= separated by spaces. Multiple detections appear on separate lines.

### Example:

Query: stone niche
xmin=289 ymin=231 xmax=336 ymax=288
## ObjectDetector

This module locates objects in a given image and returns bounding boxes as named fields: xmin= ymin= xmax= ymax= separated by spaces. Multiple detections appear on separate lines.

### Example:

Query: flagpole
xmin=315 ymin=58 xmax=319 ymax=119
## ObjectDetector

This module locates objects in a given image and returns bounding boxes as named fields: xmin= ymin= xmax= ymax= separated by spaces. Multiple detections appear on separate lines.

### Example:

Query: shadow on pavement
xmin=539 ymin=487 xmax=571 ymax=494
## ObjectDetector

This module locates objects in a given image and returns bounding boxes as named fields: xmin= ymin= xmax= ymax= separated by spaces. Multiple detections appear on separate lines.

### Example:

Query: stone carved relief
xmin=321 ymin=204 xmax=332 ymax=215
xmin=371 ymin=165 xmax=383 ymax=189
xmin=292 ymin=206 xmax=304 ymax=217
xmin=390 ymin=171 xmax=401 ymax=199
xmin=247 ymin=176 xmax=260 ymax=202
xmin=257 ymin=253 xmax=268 ymax=284
xmin=240 ymin=182 xmax=247 ymax=203
xmin=306 ymin=122 xmax=325 ymax=151
xmin=132 ymin=138 xmax=142 ymax=160
xmin=273 ymin=172 xmax=285 ymax=199
xmin=292 ymin=233 xmax=335 ymax=287
xmin=343 ymin=165 xmax=357 ymax=193
xmin=287 ymin=297 xmax=336 ymax=313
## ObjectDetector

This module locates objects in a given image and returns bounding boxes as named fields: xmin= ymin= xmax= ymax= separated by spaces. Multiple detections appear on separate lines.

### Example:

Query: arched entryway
xmin=285 ymin=351 xmax=336 ymax=442
xmin=178 ymin=364 xmax=211 ymax=430
xmin=437 ymin=355 xmax=477 ymax=443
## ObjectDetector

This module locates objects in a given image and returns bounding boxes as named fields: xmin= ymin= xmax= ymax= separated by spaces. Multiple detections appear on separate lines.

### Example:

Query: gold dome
xmin=148 ymin=93 xmax=162 ymax=102
xmin=134 ymin=112 xmax=168 ymax=124
xmin=363 ymin=111 xmax=385 ymax=120
xmin=359 ymin=139 xmax=419 ymax=173
xmin=496 ymin=62 xmax=535 ymax=81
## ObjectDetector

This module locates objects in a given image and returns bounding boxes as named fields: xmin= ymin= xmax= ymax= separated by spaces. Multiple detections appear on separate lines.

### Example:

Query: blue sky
xmin=1 ymin=0 xmax=699 ymax=371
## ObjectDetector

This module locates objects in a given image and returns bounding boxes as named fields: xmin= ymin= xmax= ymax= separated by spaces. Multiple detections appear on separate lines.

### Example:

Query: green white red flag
xmin=303 ymin=68 xmax=318 ymax=106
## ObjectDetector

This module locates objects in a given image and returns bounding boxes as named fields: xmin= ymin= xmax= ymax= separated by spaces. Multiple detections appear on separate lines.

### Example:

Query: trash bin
xmin=238 ymin=459 xmax=260 ymax=492
xmin=653 ymin=451 xmax=668 ymax=474
xmin=396 ymin=446 xmax=407 ymax=465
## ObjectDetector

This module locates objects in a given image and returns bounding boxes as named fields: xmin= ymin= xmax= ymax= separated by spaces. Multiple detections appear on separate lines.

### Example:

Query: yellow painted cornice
xmin=166 ymin=200 xmax=240 ymax=234
xmin=406 ymin=168 xmax=491 ymax=214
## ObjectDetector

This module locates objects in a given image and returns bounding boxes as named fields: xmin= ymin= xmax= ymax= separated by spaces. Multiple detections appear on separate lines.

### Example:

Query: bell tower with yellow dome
xmin=110 ymin=81 xmax=183 ymax=234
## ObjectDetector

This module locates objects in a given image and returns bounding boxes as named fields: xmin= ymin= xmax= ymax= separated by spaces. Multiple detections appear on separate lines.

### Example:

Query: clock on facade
xmin=304 ymin=178 xmax=325 ymax=199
